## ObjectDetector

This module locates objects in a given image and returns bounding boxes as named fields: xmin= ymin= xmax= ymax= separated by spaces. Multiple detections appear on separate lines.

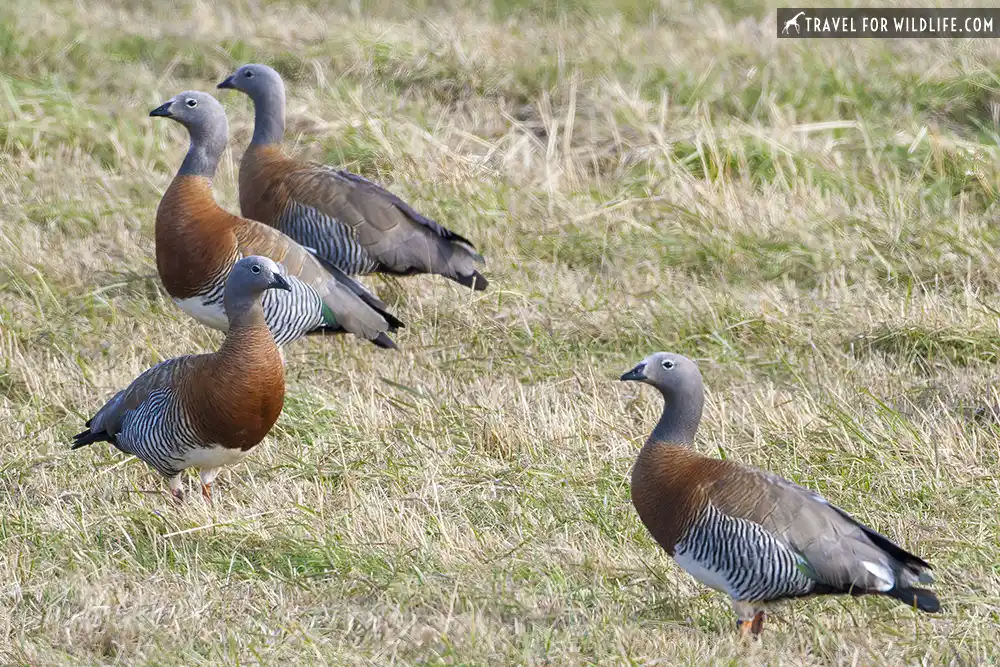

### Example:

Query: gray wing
xmin=234 ymin=221 xmax=401 ymax=346
xmin=82 ymin=356 xmax=196 ymax=443
xmin=708 ymin=463 xmax=934 ymax=596
xmin=281 ymin=165 xmax=487 ymax=289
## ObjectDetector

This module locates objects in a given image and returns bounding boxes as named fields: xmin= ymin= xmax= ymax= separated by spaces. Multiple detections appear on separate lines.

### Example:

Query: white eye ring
xmin=251 ymin=265 xmax=261 ymax=274
xmin=185 ymin=99 xmax=198 ymax=108
xmin=245 ymin=70 xmax=255 ymax=78
xmin=661 ymin=359 xmax=675 ymax=370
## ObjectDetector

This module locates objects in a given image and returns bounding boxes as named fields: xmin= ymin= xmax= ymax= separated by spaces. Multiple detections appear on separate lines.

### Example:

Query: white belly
xmin=675 ymin=550 xmax=733 ymax=595
xmin=180 ymin=445 xmax=252 ymax=471
xmin=174 ymin=297 xmax=229 ymax=331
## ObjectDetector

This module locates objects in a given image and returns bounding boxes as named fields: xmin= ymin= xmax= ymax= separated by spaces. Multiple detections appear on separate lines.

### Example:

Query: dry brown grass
xmin=2 ymin=0 xmax=1000 ymax=664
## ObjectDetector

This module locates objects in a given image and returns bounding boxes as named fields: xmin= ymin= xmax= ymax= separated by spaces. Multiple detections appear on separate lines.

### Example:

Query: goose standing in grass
xmin=73 ymin=256 xmax=289 ymax=502
xmin=620 ymin=352 xmax=939 ymax=637
xmin=217 ymin=64 xmax=488 ymax=290
xmin=150 ymin=90 xmax=402 ymax=349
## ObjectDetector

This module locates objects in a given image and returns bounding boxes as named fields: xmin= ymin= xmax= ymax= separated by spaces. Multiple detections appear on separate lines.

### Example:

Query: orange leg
xmin=201 ymin=482 xmax=213 ymax=502
xmin=734 ymin=604 xmax=766 ymax=640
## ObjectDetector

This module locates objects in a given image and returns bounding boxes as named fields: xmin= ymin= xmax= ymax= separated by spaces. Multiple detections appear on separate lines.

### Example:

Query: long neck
xmin=224 ymin=297 xmax=268 ymax=331
xmin=218 ymin=299 xmax=280 ymax=360
xmin=179 ymin=126 xmax=226 ymax=178
xmin=250 ymin=86 xmax=286 ymax=145
xmin=648 ymin=391 xmax=703 ymax=447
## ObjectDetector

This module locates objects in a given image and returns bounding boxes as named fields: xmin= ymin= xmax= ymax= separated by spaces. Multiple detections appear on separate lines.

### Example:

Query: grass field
xmin=2 ymin=0 xmax=1000 ymax=663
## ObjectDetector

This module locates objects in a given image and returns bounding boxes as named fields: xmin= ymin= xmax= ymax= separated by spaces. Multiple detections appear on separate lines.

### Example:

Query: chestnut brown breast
xmin=181 ymin=323 xmax=285 ymax=450
xmin=630 ymin=444 xmax=726 ymax=554
xmin=155 ymin=176 xmax=239 ymax=298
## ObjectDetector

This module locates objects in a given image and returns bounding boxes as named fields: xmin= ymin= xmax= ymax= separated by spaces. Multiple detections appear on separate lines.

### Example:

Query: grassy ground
xmin=2 ymin=0 xmax=1000 ymax=663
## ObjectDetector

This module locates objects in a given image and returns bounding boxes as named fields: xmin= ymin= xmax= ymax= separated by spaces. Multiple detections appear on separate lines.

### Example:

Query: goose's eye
xmin=185 ymin=99 xmax=198 ymax=108
xmin=251 ymin=265 xmax=261 ymax=274
xmin=661 ymin=359 xmax=675 ymax=370
xmin=245 ymin=70 xmax=254 ymax=78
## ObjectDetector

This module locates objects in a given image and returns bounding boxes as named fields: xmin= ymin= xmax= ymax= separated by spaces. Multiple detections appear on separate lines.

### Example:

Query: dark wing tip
xmin=452 ymin=271 xmax=488 ymax=291
xmin=72 ymin=429 xmax=108 ymax=449
xmin=382 ymin=310 xmax=405 ymax=331
xmin=309 ymin=252 xmax=406 ymax=330
xmin=373 ymin=332 xmax=397 ymax=349
xmin=891 ymin=587 xmax=940 ymax=613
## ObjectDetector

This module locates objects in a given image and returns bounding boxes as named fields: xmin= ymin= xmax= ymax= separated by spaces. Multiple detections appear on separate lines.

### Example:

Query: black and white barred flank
xmin=191 ymin=263 xmax=325 ymax=345
xmin=279 ymin=200 xmax=380 ymax=276
xmin=113 ymin=384 xmax=203 ymax=478
xmin=258 ymin=278 xmax=325 ymax=344
xmin=674 ymin=504 xmax=815 ymax=602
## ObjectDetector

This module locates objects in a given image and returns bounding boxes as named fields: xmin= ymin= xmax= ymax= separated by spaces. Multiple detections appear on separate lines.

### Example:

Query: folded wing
xmin=234 ymin=220 xmax=402 ymax=346
xmin=706 ymin=461 xmax=938 ymax=610
xmin=277 ymin=164 xmax=487 ymax=290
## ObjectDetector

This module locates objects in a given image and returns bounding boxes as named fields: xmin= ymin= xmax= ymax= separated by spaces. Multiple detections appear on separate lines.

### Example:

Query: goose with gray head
xmin=621 ymin=352 xmax=939 ymax=637
xmin=73 ymin=256 xmax=290 ymax=502
xmin=217 ymin=64 xmax=488 ymax=290
xmin=149 ymin=90 xmax=403 ymax=348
